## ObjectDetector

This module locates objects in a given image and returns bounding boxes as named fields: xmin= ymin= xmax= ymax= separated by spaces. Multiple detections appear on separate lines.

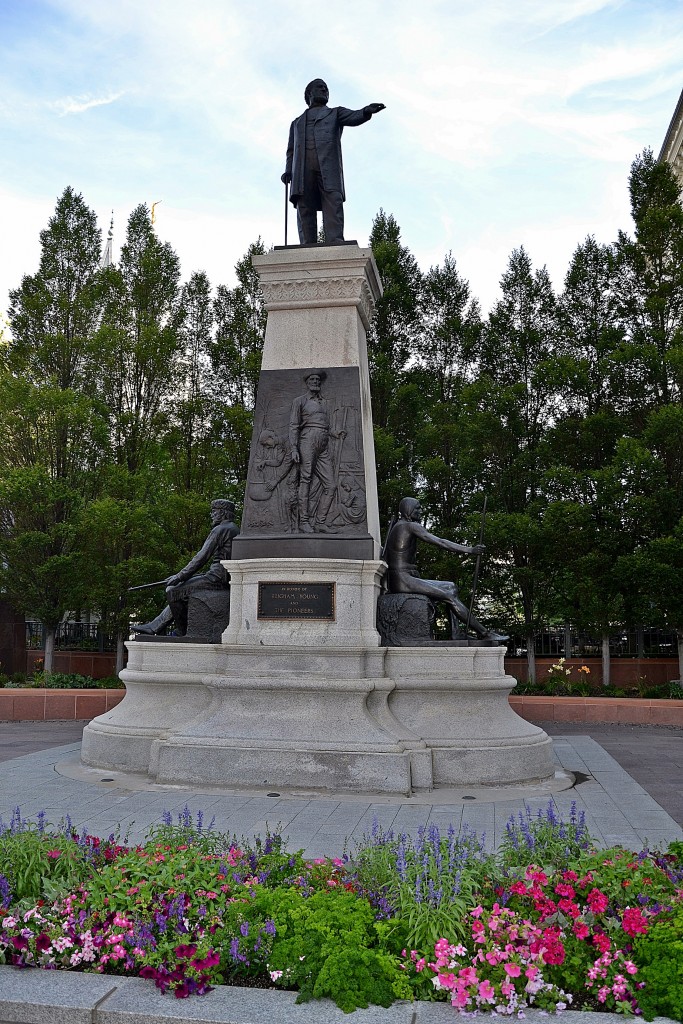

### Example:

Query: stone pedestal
xmin=233 ymin=245 xmax=382 ymax=561
xmin=82 ymin=626 xmax=556 ymax=794
xmin=222 ymin=558 xmax=383 ymax=648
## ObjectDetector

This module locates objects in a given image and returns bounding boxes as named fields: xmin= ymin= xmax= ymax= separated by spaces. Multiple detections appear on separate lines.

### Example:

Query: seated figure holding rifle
xmin=131 ymin=499 xmax=239 ymax=637
xmin=382 ymin=497 xmax=508 ymax=644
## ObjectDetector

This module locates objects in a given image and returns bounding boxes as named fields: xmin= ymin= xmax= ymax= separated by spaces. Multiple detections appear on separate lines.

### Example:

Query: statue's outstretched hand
xmin=366 ymin=103 xmax=386 ymax=115
xmin=165 ymin=574 xmax=182 ymax=588
xmin=471 ymin=544 xmax=486 ymax=556
xmin=281 ymin=171 xmax=292 ymax=184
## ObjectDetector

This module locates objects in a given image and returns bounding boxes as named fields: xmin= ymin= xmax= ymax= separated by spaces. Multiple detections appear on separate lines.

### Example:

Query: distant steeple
xmin=102 ymin=212 xmax=114 ymax=267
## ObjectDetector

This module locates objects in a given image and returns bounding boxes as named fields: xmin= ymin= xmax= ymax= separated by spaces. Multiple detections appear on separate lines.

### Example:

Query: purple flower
xmin=0 ymin=874 xmax=11 ymax=909
xmin=240 ymin=921 xmax=249 ymax=937
xmin=264 ymin=919 xmax=276 ymax=935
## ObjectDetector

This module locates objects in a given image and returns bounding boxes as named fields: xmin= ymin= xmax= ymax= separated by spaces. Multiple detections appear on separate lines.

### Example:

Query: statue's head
xmin=304 ymin=369 xmax=327 ymax=389
xmin=259 ymin=429 xmax=278 ymax=448
xmin=211 ymin=498 xmax=235 ymax=524
xmin=398 ymin=496 xmax=421 ymax=522
xmin=305 ymin=79 xmax=329 ymax=107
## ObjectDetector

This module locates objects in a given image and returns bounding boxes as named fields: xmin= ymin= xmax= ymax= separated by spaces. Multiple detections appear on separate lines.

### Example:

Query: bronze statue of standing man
xmin=281 ymin=79 xmax=385 ymax=245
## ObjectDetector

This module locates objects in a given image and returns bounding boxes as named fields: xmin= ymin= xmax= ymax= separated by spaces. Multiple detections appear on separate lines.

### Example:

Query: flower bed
xmin=1 ymin=805 xmax=682 ymax=1019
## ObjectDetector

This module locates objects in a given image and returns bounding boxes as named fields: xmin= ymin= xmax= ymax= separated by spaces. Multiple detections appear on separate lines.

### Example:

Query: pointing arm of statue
xmin=364 ymin=103 xmax=386 ymax=115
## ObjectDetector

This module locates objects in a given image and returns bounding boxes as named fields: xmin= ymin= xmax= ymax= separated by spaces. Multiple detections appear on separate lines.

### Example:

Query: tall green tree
xmin=0 ymin=188 xmax=107 ymax=670
xmin=611 ymin=150 xmax=683 ymax=679
xmin=474 ymin=248 xmax=560 ymax=680
xmin=367 ymin=210 xmax=424 ymax=527
xmin=410 ymin=254 xmax=483 ymax=592
xmin=211 ymin=239 xmax=267 ymax=496
xmin=541 ymin=237 xmax=628 ymax=684
xmin=165 ymin=270 xmax=215 ymax=494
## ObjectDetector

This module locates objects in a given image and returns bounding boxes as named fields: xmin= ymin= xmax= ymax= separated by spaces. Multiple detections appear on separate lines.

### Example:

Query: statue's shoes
xmin=482 ymin=630 xmax=509 ymax=643
xmin=130 ymin=622 xmax=155 ymax=634
xmin=300 ymin=522 xmax=314 ymax=533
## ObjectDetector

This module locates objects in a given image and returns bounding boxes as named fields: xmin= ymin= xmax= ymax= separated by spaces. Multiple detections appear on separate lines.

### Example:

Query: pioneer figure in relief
xmin=384 ymin=497 xmax=508 ymax=643
xmin=131 ymin=499 xmax=239 ymax=636
xmin=289 ymin=370 xmax=347 ymax=533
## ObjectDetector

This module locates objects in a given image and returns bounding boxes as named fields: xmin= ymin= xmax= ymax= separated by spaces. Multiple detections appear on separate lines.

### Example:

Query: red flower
xmin=622 ymin=907 xmax=648 ymax=937
xmin=174 ymin=944 xmax=197 ymax=959
xmin=46 ymin=850 xmax=61 ymax=859
xmin=592 ymin=931 xmax=611 ymax=953
xmin=587 ymin=888 xmax=609 ymax=913
xmin=558 ymin=898 xmax=580 ymax=918
xmin=555 ymin=882 xmax=575 ymax=898
xmin=191 ymin=951 xmax=220 ymax=971
xmin=35 ymin=933 xmax=52 ymax=952
xmin=572 ymin=920 xmax=590 ymax=940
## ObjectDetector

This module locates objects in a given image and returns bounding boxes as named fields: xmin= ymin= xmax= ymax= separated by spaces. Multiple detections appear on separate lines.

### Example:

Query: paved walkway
xmin=0 ymin=722 xmax=681 ymax=856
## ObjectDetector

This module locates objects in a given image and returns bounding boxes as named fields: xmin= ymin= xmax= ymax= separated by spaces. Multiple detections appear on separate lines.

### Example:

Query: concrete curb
xmin=0 ymin=967 xmax=677 ymax=1024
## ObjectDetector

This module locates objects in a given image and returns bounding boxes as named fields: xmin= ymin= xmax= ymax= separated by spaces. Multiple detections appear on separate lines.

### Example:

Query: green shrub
xmin=6 ymin=672 xmax=123 ymax=690
xmin=0 ymin=673 xmax=8 ymax=688
xmin=266 ymin=888 xmax=408 ymax=1012
xmin=633 ymin=903 xmax=683 ymax=1021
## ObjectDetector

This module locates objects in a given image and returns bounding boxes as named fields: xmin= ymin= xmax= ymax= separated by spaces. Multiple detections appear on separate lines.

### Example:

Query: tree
xmin=540 ymin=237 xmax=629 ymax=684
xmin=1 ymin=189 xmax=106 ymax=670
xmin=474 ymin=248 xmax=560 ymax=681
xmin=165 ymin=270 xmax=215 ymax=494
xmin=210 ymin=239 xmax=267 ymax=497
xmin=610 ymin=151 xmax=683 ymax=678
xmin=96 ymin=204 xmax=183 ymax=476
xmin=367 ymin=211 xmax=424 ymax=527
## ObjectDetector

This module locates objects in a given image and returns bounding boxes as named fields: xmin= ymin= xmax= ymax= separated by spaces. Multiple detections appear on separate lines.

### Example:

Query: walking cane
xmin=284 ymin=180 xmax=289 ymax=246
xmin=465 ymin=496 xmax=488 ymax=635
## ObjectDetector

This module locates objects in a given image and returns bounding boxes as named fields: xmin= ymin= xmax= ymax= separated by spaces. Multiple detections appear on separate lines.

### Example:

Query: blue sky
xmin=1 ymin=0 xmax=681 ymax=319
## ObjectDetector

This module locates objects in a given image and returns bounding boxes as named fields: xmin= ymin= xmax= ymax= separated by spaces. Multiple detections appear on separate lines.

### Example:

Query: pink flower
xmin=597 ymin=986 xmax=609 ymax=1003
xmin=555 ymin=882 xmax=575 ymax=898
xmin=624 ymin=960 xmax=638 ymax=975
xmin=504 ymin=962 xmax=522 ymax=977
xmin=452 ymin=986 xmax=470 ymax=1008
xmin=459 ymin=966 xmax=479 ymax=986
xmin=478 ymin=979 xmax=496 ymax=1003
xmin=573 ymin=920 xmax=590 ymax=940
xmin=510 ymin=881 xmax=528 ymax=895
xmin=46 ymin=850 xmax=61 ymax=859
xmin=470 ymin=905 xmax=484 ymax=918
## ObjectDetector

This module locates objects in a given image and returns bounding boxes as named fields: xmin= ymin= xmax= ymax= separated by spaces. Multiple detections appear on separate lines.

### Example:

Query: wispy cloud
xmin=50 ymin=91 xmax=125 ymax=116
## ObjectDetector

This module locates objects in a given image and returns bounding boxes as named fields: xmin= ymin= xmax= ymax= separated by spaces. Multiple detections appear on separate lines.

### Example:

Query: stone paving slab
xmin=1 ymin=734 xmax=681 ymax=855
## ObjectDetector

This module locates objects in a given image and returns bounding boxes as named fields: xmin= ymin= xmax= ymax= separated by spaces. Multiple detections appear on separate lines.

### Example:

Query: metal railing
xmin=505 ymin=625 xmax=679 ymax=659
xmin=26 ymin=621 xmax=117 ymax=653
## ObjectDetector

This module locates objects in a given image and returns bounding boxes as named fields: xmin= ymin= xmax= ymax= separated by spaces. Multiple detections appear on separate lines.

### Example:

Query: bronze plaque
xmin=257 ymin=582 xmax=335 ymax=620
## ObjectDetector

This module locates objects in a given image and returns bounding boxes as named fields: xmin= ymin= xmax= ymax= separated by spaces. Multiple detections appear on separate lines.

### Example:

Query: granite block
xmin=97 ymin=978 xmax=414 ymax=1023
xmin=0 ymin=965 xmax=120 ymax=1024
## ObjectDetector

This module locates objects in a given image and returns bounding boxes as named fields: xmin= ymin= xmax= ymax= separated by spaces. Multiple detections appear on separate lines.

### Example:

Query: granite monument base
xmin=82 ymin=599 xmax=555 ymax=795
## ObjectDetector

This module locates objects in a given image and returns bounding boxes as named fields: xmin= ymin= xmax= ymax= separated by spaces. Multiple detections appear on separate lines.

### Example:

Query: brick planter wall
xmin=2 ymin=689 xmax=682 ymax=727
xmin=510 ymin=695 xmax=683 ymax=727
xmin=0 ymin=688 xmax=125 ymax=721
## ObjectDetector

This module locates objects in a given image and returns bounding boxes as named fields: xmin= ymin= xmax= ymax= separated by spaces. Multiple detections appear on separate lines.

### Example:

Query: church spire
xmin=102 ymin=211 xmax=114 ymax=267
